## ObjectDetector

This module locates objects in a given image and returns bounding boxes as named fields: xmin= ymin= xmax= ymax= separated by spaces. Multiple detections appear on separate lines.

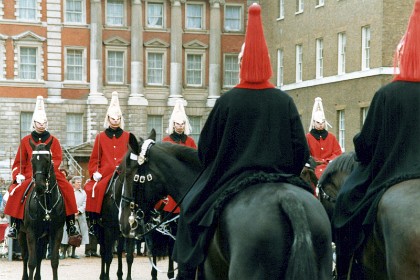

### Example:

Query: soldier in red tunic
xmin=84 ymin=92 xmax=131 ymax=235
xmin=5 ymin=96 xmax=79 ymax=238
xmin=306 ymin=97 xmax=342 ymax=179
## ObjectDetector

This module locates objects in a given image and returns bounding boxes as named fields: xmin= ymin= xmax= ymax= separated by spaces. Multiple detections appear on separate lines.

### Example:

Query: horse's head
xmin=317 ymin=152 xmax=358 ymax=220
xmin=30 ymin=139 xmax=54 ymax=195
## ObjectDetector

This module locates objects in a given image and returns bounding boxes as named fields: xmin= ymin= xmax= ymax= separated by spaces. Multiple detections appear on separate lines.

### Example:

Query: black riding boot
xmin=176 ymin=264 xmax=196 ymax=280
xmin=66 ymin=214 xmax=79 ymax=236
xmin=88 ymin=212 xmax=99 ymax=236
xmin=7 ymin=217 xmax=21 ymax=239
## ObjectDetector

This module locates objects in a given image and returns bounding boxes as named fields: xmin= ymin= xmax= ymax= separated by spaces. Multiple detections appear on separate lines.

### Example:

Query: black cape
xmin=333 ymin=81 xmax=420 ymax=257
xmin=173 ymin=87 xmax=309 ymax=267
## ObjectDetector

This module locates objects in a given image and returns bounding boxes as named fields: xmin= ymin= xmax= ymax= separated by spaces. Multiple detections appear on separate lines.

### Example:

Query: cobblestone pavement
xmin=0 ymin=249 xmax=175 ymax=280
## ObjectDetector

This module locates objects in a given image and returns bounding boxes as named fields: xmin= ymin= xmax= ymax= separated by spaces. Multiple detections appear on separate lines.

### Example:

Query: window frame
xmin=224 ymin=4 xmax=243 ymax=33
xmin=338 ymin=110 xmax=345 ymax=151
xmin=223 ymin=53 xmax=240 ymax=88
xmin=16 ymin=0 xmax=39 ymax=22
xmin=146 ymin=48 xmax=166 ymax=86
xmin=185 ymin=2 xmax=205 ymax=31
xmin=189 ymin=116 xmax=201 ymax=144
xmin=277 ymin=49 xmax=284 ymax=87
xmin=185 ymin=50 xmax=205 ymax=87
xmin=66 ymin=113 xmax=84 ymax=147
xmin=106 ymin=0 xmax=126 ymax=27
xmin=64 ymin=0 xmax=86 ymax=24
xmin=17 ymin=45 xmax=42 ymax=81
xmin=20 ymin=111 xmax=33 ymax=139
xmin=338 ymin=32 xmax=346 ymax=75
xmin=296 ymin=0 xmax=304 ymax=14
xmin=279 ymin=0 xmax=285 ymax=19
xmin=362 ymin=25 xmax=371 ymax=70
xmin=316 ymin=38 xmax=324 ymax=79
xmin=147 ymin=115 xmax=163 ymax=142
xmin=64 ymin=47 xmax=87 ymax=82
xmin=145 ymin=1 xmax=165 ymax=29
xmin=295 ymin=44 xmax=303 ymax=83
xmin=106 ymin=47 xmax=127 ymax=85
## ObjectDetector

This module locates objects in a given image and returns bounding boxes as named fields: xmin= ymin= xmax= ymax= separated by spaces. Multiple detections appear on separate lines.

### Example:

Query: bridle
xmin=31 ymin=149 xmax=61 ymax=221
xmin=317 ymin=183 xmax=337 ymax=203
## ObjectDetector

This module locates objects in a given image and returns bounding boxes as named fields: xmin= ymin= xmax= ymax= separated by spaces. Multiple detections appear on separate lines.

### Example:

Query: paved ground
xmin=0 ymin=249 xmax=175 ymax=280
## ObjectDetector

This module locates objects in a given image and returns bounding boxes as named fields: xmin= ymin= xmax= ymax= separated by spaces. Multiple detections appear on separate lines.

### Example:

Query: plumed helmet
xmin=236 ymin=3 xmax=274 ymax=89
xmin=31 ymin=96 xmax=48 ymax=131
xmin=393 ymin=0 xmax=420 ymax=81
xmin=103 ymin=91 xmax=124 ymax=129
xmin=166 ymin=99 xmax=192 ymax=135
xmin=309 ymin=97 xmax=332 ymax=131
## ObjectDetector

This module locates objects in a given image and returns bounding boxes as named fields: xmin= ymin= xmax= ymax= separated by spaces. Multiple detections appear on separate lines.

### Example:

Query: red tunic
xmin=156 ymin=134 xmax=197 ymax=213
xmin=85 ymin=130 xmax=130 ymax=213
xmin=306 ymin=131 xmax=342 ymax=179
xmin=4 ymin=134 xmax=78 ymax=219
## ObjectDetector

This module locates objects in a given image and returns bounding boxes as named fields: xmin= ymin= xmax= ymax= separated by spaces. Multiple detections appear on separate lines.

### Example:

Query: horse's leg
xmin=116 ymin=236 xmax=124 ymax=280
xmin=26 ymin=231 xmax=38 ymax=280
xmin=151 ymin=255 xmax=158 ymax=280
xmin=102 ymin=229 xmax=115 ymax=280
xmin=34 ymin=237 xmax=47 ymax=280
xmin=167 ymin=239 xmax=175 ymax=279
xmin=19 ymin=232 xmax=29 ymax=280
xmin=50 ymin=228 xmax=64 ymax=280
xmin=125 ymin=238 xmax=134 ymax=280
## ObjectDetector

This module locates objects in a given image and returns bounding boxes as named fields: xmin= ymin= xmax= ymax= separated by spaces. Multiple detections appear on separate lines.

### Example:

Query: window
xmin=316 ymin=0 xmax=324 ymax=6
xmin=18 ymin=0 xmax=37 ymax=21
xmin=361 ymin=107 xmax=369 ymax=127
xmin=338 ymin=110 xmax=345 ymax=151
xmin=0 ymin=39 xmax=6 ymax=80
xmin=65 ymin=0 xmax=85 ymax=24
xmin=19 ymin=47 xmax=37 ymax=80
xmin=296 ymin=0 xmax=304 ymax=13
xmin=20 ymin=112 xmax=32 ymax=139
xmin=65 ymin=48 xmax=86 ymax=81
xmin=279 ymin=0 xmax=285 ymax=19
xmin=147 ymin=115 xmax=163 ymax=142
xmin=189 ymin=116 xmax=201 ymax=144
xmin=186 ymin=3 xmax=203 ymax=30
xmin=146 ymin=2 xmax=164 ymax=28
xmin=106 ymin=50 xmax=125 ymax=84
xmin=186 ymin=53 xmax=204 ymax=86
xmin=147 ymin=52 xmax=164 ymax=85
xmin=277 ymin=49 xmax=284 ymax=86
xmin=224 ymin=5 xmax=242 ymax=32
xmin=362 ymin=26 xmax=370 ymax=70
xmin=338 ymin=32 xmax=346 ymax=74
xmin=107 ymin=0 xmax=124 ymax=26
xmin=316 ymin=38 xmax=323 ymax=78
xmin=223 ymin=54 xmax=239 ymax=88
xmin=66 ymin=114 xmax=83 ymax=146
xmin=296 ymin=44 xmax=303 ymax=82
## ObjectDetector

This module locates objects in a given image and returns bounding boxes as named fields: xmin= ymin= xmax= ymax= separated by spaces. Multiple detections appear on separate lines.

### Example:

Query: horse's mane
xmin=159 ymin=142 xmax=202 ymax=168
xmin=318 ymin=152 xmax=358 ymax=185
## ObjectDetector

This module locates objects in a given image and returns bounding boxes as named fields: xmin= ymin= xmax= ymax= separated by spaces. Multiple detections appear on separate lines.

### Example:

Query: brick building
xmin=0 ymin=0 xmax=247 ymax=181
xmin=261 ymin=0 xmax=413 ymax=151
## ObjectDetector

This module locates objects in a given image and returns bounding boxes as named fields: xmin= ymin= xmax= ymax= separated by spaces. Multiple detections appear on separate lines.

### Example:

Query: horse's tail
xmin=280 ymin=191 xmax=318 ymax=280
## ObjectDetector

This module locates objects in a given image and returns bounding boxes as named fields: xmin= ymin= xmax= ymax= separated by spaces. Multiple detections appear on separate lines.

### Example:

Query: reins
xmin=317 ymin=184 xmax=337 ymax=203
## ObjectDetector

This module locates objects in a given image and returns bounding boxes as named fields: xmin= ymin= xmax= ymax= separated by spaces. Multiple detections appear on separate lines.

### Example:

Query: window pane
xmin=225 ymin=6 xmax=241 ymax=31
xmin=19 ymin=47 xmax=37 ymax=80
xmin=189 ymin=116 xmax=201 ymax=144
xmin=147 ymin=52 xmax=163 ymax=85
xmin=147 ymin=3 xmax=163 ymax=27
xmin=67 ymin=49 xmax=83 ymax=81
xmin=66 ymin=0 xmax=83 ymax=23
xmin=66 ymin=113 xmax=83 ymax=146
xmin=147 ymin=115 xmax=163 ymax=142
xmin=186 ymin=54 xmax=202 ymax=86
xmin=187 ymin=4 xmax=202 ymax=29
xmin=107 ymin=0 xmax=124 ymax=26
xmin=19 ymin=0 xmax=37 ymax=21
xmin=20 ymin=112 xmax=32 ymax=139
xmin=107 ymin=51 xmax=124 ymax=83
xmin=224 ymin=55 xmax=239 ymax=87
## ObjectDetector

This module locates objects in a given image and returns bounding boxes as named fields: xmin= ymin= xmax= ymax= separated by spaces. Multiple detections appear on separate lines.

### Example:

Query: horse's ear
xmin=128 ymin=133 xmax=140 ymax=154
xmin=148 ymin=129 xmax=156 ymax=141
xmin=29 ymin=139 xmax=36 ymax=150
xmin=46 ymin=138 xmax=53 ymax=151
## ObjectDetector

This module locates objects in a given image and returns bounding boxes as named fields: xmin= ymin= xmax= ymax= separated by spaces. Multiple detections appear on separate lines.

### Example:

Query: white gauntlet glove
xmin=93 ymin=172 xmax=102 ymax=182
xmin=16 ymin=174 xmax=25 ymax=184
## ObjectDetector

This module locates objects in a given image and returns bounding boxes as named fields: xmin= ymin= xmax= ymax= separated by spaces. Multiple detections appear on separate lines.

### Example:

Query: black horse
xmin=18 ymin=139 xmax=65 ymax=280
xmin=118 ymin=131 xmax=332 ymax=279
xmin=95 ymin=134 xmax=141 ymax=280
xmin=318 ymin=152 xmax=420 ymax=279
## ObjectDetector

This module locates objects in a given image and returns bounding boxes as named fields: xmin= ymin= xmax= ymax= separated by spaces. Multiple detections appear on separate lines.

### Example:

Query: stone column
xmin=129 ymin=0 xmax=148 ymax=106
xmin=88 ymin=0 xmax=107 ymax=104
xmin=46 ymin=0 xmax=62 ymax=99
xmin=207 ymin=0 xmax=224 ymax=107
xmin=168 ymin=0 xmax=184 ymax=106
